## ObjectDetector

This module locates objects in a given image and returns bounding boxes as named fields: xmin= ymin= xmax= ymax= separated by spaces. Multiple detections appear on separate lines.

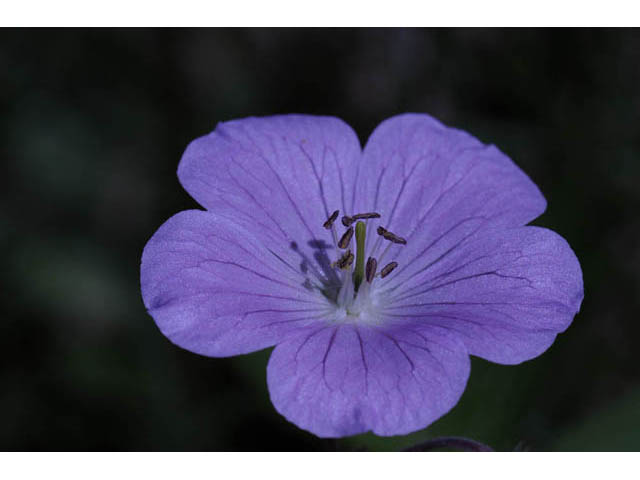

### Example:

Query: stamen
xmin=325 ymin=210 xmax=407 ymax=308
xmin=323 ymin=210 xmax=342 ymax=256
xmin=378 ymin=241 xmax=394 ymax=266
xmin=323 ymin=210 xmax=339 ymax=229
xmin=380 ymin=261 xmax=398 ymax=278
xmin=341 ymin=216 xmax=354 ymax=227
xmin=352 ymin=212 xmax=381 ymax=220
xmin=336 ymin=250 xmax=354 ymax=270
xmin=369 ymin=234 xmax=383 ymax=259
xmin=366 ymin=256 xmax=377 ymax=283
xmin=337 ymin=267 xmax=354 ymax=307
xmin=338 ymin=226 xmax=354 ymax=249
xmin=377 ymin=226 xmax=407 ymax=245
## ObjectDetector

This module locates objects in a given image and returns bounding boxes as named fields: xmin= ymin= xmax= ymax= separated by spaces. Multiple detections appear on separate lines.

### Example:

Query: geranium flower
xmin=141 ymin=114 xmax=583 ymax=438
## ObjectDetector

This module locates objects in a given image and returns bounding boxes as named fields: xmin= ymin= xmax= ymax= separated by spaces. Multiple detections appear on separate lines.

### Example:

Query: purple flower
xmin=140 ymin=114 xmax=583 ymax=438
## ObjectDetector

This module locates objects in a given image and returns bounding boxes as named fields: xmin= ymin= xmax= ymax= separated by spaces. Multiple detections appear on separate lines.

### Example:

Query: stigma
xmin=321 ymin=209 xmax=407 ymax=317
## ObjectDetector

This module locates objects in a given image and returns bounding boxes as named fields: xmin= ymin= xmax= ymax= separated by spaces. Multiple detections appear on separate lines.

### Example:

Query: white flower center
xmin=329 ymin=279 xmax=385 ymax=326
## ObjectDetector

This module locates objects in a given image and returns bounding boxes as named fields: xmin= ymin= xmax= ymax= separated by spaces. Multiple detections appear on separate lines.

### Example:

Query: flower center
xmin=321 ymin=209 xmax=407 ymax=321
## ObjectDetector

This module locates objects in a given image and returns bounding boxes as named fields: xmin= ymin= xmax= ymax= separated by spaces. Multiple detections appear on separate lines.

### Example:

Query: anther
xmin=352 ymin=212 xmax=381 ymax=220
xmin=376 ymin=226 xmax=407 ymax=245
xmin=336 ymin=250 xmax=354 ymax=270
xmin=366 ymin=257 xmax=377 ymax=283
xmin=323 ymin=210 xmax=339 ymax=229
xmin=338 ymin=226 xmax=354 ymax=249
xmin=380 ymin=261 xmax=398 ymax=278
xmin=341 ymin=216 xmax=354 ymax=227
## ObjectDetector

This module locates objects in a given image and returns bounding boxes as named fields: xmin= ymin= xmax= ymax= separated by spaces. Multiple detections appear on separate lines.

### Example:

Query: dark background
xmin=3 ymin=28 xmax=640 ymax=451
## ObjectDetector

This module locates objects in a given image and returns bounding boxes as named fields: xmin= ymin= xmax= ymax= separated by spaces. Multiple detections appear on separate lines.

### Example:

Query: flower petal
xmin=355 ymin=113 xmax=546 ymax=257
xmin=177 ymin=115 xmax=361 ymax=276
xmin=141 ymin=210 xmax=330 ymax=357
xmin=267 ymin=323 xmax=469 ymax=437
xmin=381 ymin=226 xmax=584 ymax=364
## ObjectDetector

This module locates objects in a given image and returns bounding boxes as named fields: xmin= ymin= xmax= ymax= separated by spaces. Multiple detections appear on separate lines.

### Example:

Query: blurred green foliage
xmin=2 ymin=28 xmax=639 ymax=451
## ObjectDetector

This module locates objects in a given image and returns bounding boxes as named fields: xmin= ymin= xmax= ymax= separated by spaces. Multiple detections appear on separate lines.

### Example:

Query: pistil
xmin=353 ymin=221 xmax=367 ymax=291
